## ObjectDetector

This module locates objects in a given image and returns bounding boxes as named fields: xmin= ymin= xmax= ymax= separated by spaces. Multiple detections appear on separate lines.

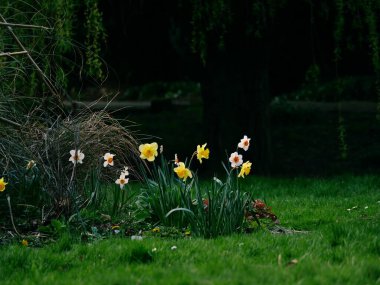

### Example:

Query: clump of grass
xmin=137 ymin=140 xmax=275 ymax=238
xmin=0 ymin=106 xmax=141 ymax=226
xmin=137 ymin=155 xmax=192 ymax=228
xmin=0 ymin=3 xmax=144 ymax=235
xmin=186 ymin=176 xmax=251 ymax=238
xmin=128 ymin=245 xmax=154 ymax=264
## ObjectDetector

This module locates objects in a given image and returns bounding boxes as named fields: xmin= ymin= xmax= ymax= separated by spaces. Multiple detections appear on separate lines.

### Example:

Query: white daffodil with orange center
xmin=229 ymin=152 xmax=243 ymax=168
xmin=238 ymin=135 xmax=251 ymax=151
xmin=174 ymin=154 xmax=180 ymax=165
xmin=196 ymin=143 xmax=210 ymax=163
xmin=69 ymin=149 xmax=85 ymax=164
xmin=173 ymin=162 xmax=193 ymax=181
xmin=0 ymin=177 xmax=8 ymax=192
xmin=122 ymin=166 xmax=129 ymax=176
xmin=238 ymin=161 xmax=252 ymax=178
xmin=139 ymin=142 xmax=158 ymax=162
xmin=115 ymin=173 xmax=129 ymax=189
xmin=103 ymin=153 xmax=115 ymax=167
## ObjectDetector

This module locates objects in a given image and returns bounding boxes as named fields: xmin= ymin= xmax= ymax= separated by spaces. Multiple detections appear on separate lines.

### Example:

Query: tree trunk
xmin=201 ymin=43 xmax=272 ymax=174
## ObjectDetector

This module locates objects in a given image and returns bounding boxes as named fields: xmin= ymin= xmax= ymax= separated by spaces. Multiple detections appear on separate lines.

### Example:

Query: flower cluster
xmin=138 ymin=141 xmax=210 ymax=182
xmin=137 ymin=136 xmax=251 ymax=181
xmin=3 ymin=135 xmax=252 ymax=196
xmin=229 ymin=135 xmax=252 ymax=178
xmin=68 ymin=149 xmax=130 ymax=189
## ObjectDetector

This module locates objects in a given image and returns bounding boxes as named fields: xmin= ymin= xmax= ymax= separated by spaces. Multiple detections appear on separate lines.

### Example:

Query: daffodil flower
xmin=69 ymin=149 xmax=85 ymax=164
xmin=174 ymin=162 xmax=193 ymax=181
xmin=26 ymin=160 xmax=36 ymax=170
xmin=196 ymin=143 xmax=210 ymax=163
xmin=229 ymin=152 xmax=243 ymax=168
xmin=139 ymin=142 xmax=158 ymax=162
xmin=174 ymin=154 xmax=179 ymax=165
xmin=122 ymin=166 xmax=129 ymax=176
xmin=0 ymin=177 xmax=8 ymax=192
xmin=238 ymin=161 xmax=252 ymax=178
xmin=238 ymin=135 xmax=251 ymax=151
xmin=21 ymin=239 xmax=28 ymax=247
xmin=103 ymin=153 xmax=115 ymax=167
xmin=115 ymin=173 xmax=129 ymax=189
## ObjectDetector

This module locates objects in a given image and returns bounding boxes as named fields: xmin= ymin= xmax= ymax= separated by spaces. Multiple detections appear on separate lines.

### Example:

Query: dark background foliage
xmin=1 ymin=0 xmax=379 ymax=176
xmin=97 ymin=0 xmax=379 ymax=176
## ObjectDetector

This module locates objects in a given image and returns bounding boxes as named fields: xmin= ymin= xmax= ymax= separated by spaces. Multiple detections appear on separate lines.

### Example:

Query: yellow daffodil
xmin=152 ymin=227 xmax=160 ymax=233
xmin=103 ymin=152 xmax=115 ymax=167
xmin=21 ymin=239 xmax=28 ymax=247
xmin=0 ymin=178 xmax=8 ymax=192
xmin=115 ymin=173 xmax=129 ymax=189
xmin=196 ymin=143 xmax=210 ymax=163
xmin=238 ymin=161 xmax=252 ymax=178
xmin=139 ymin=142 xmax=158 ymax=162
xmin=229 ymin=152 xmax=243 ymax=168
xmin=69 ymin=149 xmax=85 ymax=164
xmin=174 ymin=162 xmax=193 ymax=181
xmin=238 ymin=135 xmax=251 ymax=151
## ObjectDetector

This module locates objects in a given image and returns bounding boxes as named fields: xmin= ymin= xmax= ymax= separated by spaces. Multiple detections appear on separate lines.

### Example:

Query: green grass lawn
xmin=1 ymin=175 xmax=379 ymax=285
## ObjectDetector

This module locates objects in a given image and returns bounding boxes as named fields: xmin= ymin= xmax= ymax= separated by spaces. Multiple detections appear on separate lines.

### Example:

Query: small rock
xmin=131 ymin=235 xmax=143 ymax=241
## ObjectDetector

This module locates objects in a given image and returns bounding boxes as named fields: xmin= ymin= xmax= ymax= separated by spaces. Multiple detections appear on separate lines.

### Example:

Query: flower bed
xmin=1 ymin=118 xmax=277 ymax=244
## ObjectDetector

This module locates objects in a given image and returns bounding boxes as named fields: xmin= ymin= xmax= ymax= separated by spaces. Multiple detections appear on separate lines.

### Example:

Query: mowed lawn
xmin=1 ymin=176 xmax=379 ymax=285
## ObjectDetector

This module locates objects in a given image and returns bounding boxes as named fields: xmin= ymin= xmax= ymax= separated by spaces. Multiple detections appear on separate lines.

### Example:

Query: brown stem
xmin=0 ymin=21 xmax=51 ymax=30
xmin=6 ymin=195 xmax=22 ymax=237
xmin=0 ymin=51 xmax=28 ymax=57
